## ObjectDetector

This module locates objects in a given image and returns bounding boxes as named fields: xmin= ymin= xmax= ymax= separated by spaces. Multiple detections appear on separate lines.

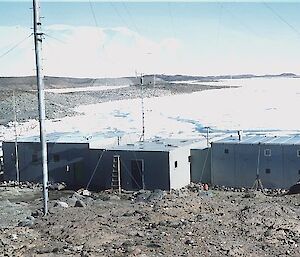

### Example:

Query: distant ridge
xmin=0 ymin=73 xmax=298 ymax=90
xmin=156 ymin=73 xmax=299 ymax=82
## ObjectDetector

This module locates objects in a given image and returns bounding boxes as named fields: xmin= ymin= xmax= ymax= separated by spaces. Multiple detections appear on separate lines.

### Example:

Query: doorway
xmin=73 ymin=161 xmax=84 ymax=187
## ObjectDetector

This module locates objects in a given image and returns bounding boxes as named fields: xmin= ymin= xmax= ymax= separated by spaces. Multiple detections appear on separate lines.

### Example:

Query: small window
xmin=298 ymin=170 xmax=300 ymax=175
xmin=32 ymin=154 xmax=38 ymax=163
xmin=265 ymin=168 xmax=271 ymax=174
xmin=53 ymin=154 xmax=60 ymax=162
xmin=297 ymin=150 xmax=300 ymax=157
xmin=188 ymin=156 xmax=191 ymax=163
xmin=224 ymin=149 xmax=229 ymax=154
xmin=174 ymin=161 xmax=178 ymax=168
xmin=264 ymin=149 xmax=271 ymax=157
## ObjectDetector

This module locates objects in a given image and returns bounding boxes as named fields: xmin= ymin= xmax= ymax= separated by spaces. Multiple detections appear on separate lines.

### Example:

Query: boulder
xmin=54 ymin=201 xmax=69 ymax=208
xmin=74 ymin=199 xmax=86 ymax=207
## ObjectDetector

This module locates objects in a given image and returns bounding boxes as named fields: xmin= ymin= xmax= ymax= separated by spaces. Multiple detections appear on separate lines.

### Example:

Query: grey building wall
xmin=132 ymin=75 xmax=156 ymax=86
xmin=3 ymin=141 xmax=90 ymax=188
xmin=212 ymin=142 xmax=300 ymax=189
xmin=87 ymin=149 xmax=170 ymax=191
xmin=211 ymin=143 xmax=237 ymax=188
xmin=3 ymin=139 xmax=199 ymax=191
xmin=234 ymin=144 xmax=258 ymax=187
xmin=258 ymin=144 xmax=284 ymax=189
xmin=190 ymin=148 xmax=211 ymax=184
xmin=283 ymin=145 xmax=300 ymax=188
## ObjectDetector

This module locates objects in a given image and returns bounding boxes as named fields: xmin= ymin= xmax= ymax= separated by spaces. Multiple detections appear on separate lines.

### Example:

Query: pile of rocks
xmin=0 ymin=181 xmax=41 ymax=189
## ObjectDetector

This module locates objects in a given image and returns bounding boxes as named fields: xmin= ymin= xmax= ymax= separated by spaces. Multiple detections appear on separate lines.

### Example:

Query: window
xmin=53 ymin=154 xmax=60 ymax=162
xmin=224 ymin=149 xmax=229 ymax=154
xmin=265 ymin=168 xmax=271 ymax=174
xmin=188 ymin=156 xmax=191 ymax=163
xmin=298 ymin=170 xmax=300 ymax=175
xmin=174 ymin=161 xmax=178 ymax=168
xmin=264 ymin=149 xmax=271 ymax=157
xmin=32 ymin=154 xmax=38 ymax=163
xmin=297 ymin=150 xmax=300 ymax=157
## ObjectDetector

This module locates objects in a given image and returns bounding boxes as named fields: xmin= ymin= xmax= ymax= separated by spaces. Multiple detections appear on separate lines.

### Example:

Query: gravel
xmin=0 ymin=185 xmax=299 ymax=256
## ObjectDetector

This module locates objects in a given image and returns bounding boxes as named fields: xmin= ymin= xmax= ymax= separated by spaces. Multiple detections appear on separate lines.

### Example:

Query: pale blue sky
xmin=0 ymin=1 xmax=300 ymax=77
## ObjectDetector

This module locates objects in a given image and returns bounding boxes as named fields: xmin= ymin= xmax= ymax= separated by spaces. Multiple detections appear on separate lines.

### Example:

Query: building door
xmin=73 ymin=161 xmax=84 ymax=187
xmin=131 ymin=160 xmax=144 ymax=190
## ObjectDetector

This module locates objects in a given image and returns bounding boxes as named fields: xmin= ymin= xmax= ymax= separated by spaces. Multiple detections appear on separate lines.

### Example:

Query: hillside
xmin=0 ymin=75 xmax=229 ymax=126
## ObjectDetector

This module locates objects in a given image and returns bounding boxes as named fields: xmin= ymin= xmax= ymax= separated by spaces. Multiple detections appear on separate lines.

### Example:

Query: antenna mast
xmin=13 ymin=90 xmax=19 ymax=182
xmin=33 ymin=0 xmax=49 ymax=215
xmin=140 ymin=73 xmax=145 ymax=142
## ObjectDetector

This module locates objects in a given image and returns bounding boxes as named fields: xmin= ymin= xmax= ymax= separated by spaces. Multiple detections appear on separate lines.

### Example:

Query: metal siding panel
xmin=235 ymin=144 xmax=258 ymax=188
xmin=3 ymin=142 xmax=16 ymax=181
xmin=211 ymin=143 xmax=236 ymax=187
xmin=259 ymin=145 xmax=284 ymax=188
xmin=283 ymin=145 xmax=300 ymax=188
xmin=87 ymin=149 xmax=115 ymax=190
xmin=190 ymin=148 xmax=211 ymax=184
xmin=104 ymin=150 xmax=170 ymax=191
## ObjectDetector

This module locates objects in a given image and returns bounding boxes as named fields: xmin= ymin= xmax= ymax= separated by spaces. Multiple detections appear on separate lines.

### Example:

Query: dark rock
xmin=243 ymin=191 xmax=256 ymax=198
xmin=185 ymin=239 xmax=195 ymax=246
xmin=147 ymin=189 xmax=165 ymax=202
xmin=74 ymin=200 xmax=86 ymax=207
xmin=287 ymin=183 xmax=300 ymax=195
xmin=31 ymin=209 xmax=43 ymax=218
xmin=147 ymin=242 xmax=161 ymax=248
xmin=135 ymin=191 xmax=152 ymax=203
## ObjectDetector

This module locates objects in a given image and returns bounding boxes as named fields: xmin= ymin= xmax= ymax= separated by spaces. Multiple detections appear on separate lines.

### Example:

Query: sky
xmin=0 ymin=1 xmax=300 ymax=78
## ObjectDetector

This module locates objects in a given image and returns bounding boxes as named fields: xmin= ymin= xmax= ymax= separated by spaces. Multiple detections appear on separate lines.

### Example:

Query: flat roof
xmin=214 ymin=135 xmax=300 ymax=146
xmin=106 ymin=138 xmax=205 ymax=152
xmin=5 ymin=132 xmax=110 ymax=144
xmin=5 ymin=133 xmax=207 ymax=152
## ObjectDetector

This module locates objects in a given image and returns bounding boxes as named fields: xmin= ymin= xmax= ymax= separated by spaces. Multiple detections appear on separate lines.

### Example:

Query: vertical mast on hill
xmin=140 ymin=73 xmax=145 ymax=142
xmin=33 ymin=0 xmax=49 ymax=215
xmin=13 ymin=90 xmax=19 ymax=183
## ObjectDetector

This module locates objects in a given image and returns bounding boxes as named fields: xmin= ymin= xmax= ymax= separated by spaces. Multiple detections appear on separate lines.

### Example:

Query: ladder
xmin=111 ymin=155 xmax=121 ymax=194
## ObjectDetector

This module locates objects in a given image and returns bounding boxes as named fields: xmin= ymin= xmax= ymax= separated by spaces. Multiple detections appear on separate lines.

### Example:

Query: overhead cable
xmin=263 ymin=2 xmax=300 ymax=38
xmin=0 ymin=33 xmax=33 ymax=59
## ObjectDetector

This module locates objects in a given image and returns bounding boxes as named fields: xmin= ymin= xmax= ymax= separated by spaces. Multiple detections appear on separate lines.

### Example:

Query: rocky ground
xmin=0 ymin=184 xmax=299 ymax=257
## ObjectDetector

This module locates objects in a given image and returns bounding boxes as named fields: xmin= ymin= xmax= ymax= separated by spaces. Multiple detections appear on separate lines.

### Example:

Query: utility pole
xmin=12 ymin=90 xmax=20 ymax=183
xmin=33 ymin=0 xmax=49 ymax=215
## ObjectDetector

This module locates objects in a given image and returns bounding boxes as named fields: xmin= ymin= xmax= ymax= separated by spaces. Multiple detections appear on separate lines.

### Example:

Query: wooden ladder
xmin=111 ymin=155 xmax=121 ymax=194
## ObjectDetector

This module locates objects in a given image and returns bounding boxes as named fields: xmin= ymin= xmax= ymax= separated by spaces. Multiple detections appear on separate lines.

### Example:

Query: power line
xmin=0 ymin=33 xmax=33 ymax=60
xmin=167 ymin=2 xmax=176 ymax=39
xmin=88 ymin=0 xmax=119 ymax=76
xmin=44 ymin=33 xmax=66 ymax=44
xmin=121 ymin=1 xmax=141 ymax=35
xmin=109 ymin=2 xmax=131 ymax=30
xmin=216 ymin=2 xmax=224 ymax=46
xmin=263 ymin=2 xmax=300 ymax=38
xmin=222 ymin=4 xmax=260 ymax=38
